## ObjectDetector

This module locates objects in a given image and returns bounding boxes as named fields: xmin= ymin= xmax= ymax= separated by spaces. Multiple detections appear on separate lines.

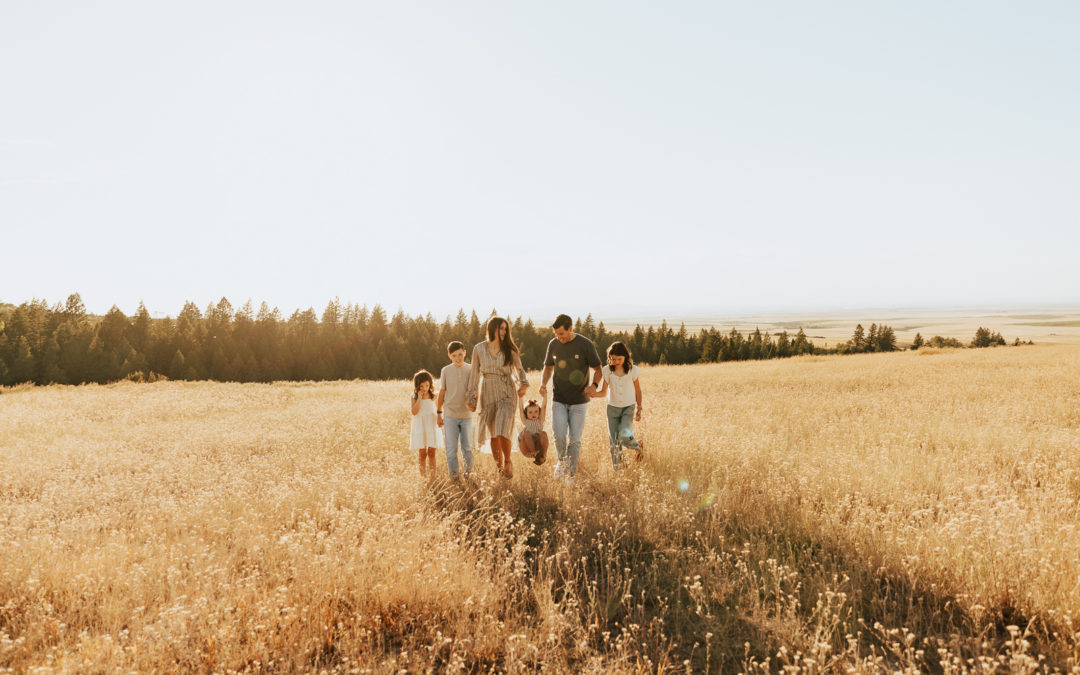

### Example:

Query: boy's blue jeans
xmin=551 ymin=402 xmax=588 ymax=476
xmin=443 ymin=416 xmax=473 ymax=476
xmin=606 ymin=404 xmax=639 ymax=469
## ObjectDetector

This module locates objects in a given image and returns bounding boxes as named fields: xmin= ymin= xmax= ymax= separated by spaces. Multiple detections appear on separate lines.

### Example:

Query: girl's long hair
xmin=412 ymin=369 xmax=435 ymax=399
xmin=486 ymin=316 xmax=520 ymax=367
xmin=606 ymin=341 xmax=634 ymax=372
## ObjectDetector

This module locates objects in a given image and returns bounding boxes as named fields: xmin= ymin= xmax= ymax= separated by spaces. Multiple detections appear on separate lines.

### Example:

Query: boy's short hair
xmin=447 ymin=340 xmax=466 ymax=354
xmin=552 ymin=314 xmax=573 ymax=331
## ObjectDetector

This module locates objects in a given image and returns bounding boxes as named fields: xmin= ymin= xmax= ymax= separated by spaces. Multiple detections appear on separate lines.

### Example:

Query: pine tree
xmin=11 ymin=336 xmax=36 ymax=383
xmin=971 ymin=327 xmax=992 ymax=348
xmin=911 ymin=333 xmax=924 ymax=350
xmin=852 ymin=324 xmax=866 ymax=352
xmin=63 ymin=293 xmax=87 ymax=321
xmin=877 ymin=325 xmax=897 ymax=352
xmin=581 ymin=313 xmax=596 ymax=340
xmin=40 ymin=337 xmax=66 ymax=384
xmin=749 ymin=327 xmax=764 ymax=360
xmin=793 ymin=328 xmax=811 ymax=355
xmin=776 ymin=331 xmax=791 ymax=358
xmin=129 ymin=302 xmax=153 ymax=355
xmin=0 ymin=334 xmax=10 ymax=384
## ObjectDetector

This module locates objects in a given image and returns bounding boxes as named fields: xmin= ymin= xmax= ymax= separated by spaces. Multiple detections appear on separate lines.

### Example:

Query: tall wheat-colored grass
xmin=1 ymin=345 xmax=1078 ymax=672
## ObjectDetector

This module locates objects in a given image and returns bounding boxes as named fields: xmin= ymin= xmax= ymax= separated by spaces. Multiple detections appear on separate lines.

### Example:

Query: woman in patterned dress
xmin=467 ymin=316 xmax=529 ymax=478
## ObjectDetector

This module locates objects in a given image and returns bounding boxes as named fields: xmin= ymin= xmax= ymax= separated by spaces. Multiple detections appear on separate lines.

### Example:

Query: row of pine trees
xmin=0 ymin=295 xmax=819 ymax=386
xmin=0 ymin=295 xmax=1022 ymax=387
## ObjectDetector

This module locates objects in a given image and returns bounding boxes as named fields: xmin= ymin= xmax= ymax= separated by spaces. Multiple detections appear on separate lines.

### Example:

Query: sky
xmin=2 ymin=2 xmax=1078 ymax=321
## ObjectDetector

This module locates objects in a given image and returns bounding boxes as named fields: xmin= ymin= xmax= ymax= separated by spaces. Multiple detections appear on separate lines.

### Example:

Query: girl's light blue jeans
xmin=606 ymin=404 xmax=639 ymax=469
xmin=443 ymin=416 xmax=474 ymax=476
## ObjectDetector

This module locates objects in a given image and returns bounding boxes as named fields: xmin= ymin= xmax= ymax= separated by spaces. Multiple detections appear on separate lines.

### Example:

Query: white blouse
xmin=602 ymin=365 xmax=640 ymax=408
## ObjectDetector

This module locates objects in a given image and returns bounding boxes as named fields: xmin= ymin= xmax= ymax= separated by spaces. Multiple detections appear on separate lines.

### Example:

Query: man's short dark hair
xmin=447 ymin=340 xmax=466 ymax=354
xmin=552 ymin=314 xmax=573 ymax=331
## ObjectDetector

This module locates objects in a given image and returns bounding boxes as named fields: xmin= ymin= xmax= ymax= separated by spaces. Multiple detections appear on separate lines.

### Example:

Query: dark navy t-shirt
xmin=543 ymin=334 xmax=602 ymax=405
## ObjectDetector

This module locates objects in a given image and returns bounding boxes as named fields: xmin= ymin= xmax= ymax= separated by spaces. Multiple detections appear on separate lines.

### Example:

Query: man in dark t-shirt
xmin=539 ymin=314 xmax=603 ymax=481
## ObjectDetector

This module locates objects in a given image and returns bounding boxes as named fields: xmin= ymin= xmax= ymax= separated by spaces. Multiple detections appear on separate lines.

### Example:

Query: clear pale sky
xmin=2 ymin=2 xmax=1077 ymax=320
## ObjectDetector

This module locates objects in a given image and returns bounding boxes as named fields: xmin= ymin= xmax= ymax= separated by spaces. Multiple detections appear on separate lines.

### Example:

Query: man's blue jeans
xmin=443 ymin=416 xmax=474 ymax=476
xmin=551 ymin=402 xmax=588 ymax=476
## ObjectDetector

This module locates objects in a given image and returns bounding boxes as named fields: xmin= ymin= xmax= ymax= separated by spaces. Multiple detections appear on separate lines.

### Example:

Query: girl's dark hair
xmin=523 ymin=399 xmax=541 ymax=414
xmin=412 ymin=369 xmax=435 ymax=399
xmin=606 ymin=341 xmax=634 ymax=372
xmin=486 ymin=316 xmax=519 ymax=367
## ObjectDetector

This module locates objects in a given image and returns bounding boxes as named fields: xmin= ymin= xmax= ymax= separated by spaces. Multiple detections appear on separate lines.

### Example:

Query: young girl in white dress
xmin=410 ymin=370 xmax=442 ymax=478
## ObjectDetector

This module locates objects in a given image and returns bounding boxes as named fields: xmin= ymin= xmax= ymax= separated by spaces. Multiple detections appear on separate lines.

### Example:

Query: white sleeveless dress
xmin=410 ymin=398 xmax=443 ymax=450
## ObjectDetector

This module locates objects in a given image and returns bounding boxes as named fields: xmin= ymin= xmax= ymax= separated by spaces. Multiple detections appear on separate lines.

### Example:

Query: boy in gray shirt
xmin=437 ymin=340 xmax=474 ymax=477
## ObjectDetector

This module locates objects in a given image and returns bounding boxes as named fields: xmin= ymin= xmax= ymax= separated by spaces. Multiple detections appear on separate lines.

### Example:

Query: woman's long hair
xmin=606 ymin=341 xmax=634 ymax=372
xmin=486 ymin=316 xmax=520 ymax=366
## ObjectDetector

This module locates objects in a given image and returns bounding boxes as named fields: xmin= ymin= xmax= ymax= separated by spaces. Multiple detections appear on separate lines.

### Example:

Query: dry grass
xmin=2 ymin=345 xmax=1079 ymax=672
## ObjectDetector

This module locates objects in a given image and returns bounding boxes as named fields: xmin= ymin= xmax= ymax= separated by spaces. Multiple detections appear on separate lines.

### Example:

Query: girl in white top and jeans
xmin=594 ymin=341 xmax=643 ymax=468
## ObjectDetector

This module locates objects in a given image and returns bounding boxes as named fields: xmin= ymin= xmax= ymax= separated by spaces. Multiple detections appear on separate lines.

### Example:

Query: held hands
xmin=517 ymin=384 xmax=528 ymax=398
xmin=538 ymin=383 xmax=547 ymax=398
xmin=437 ymin=412 xmax=444 ymax=428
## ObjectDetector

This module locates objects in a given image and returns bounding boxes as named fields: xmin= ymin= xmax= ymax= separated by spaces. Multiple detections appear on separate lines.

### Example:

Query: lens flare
xmin=696 ymin=491 xmax=717 ymax=511
xmin=678 ymin=479 xmax=690 ymax=492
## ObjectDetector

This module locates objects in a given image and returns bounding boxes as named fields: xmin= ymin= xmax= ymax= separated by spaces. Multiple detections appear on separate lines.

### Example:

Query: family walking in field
xmin=409 ymin=314 xmax=645 ymax=483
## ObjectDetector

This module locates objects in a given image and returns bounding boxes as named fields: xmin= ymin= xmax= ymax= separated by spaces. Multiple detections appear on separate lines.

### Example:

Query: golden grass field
xmin=2 ymin=344 xmax=1080 ymax=672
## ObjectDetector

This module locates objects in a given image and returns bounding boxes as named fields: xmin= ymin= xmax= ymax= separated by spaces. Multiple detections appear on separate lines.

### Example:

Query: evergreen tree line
xmin=836 ymin=323 xmax=899 ymax=353
xmin=839 ymin=323 xmax=1027 ymax=352
xmin=0 ymin=295 xmax=1024 ymax=387
xmin=0 ymin=295 xmax=822 ymax=386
